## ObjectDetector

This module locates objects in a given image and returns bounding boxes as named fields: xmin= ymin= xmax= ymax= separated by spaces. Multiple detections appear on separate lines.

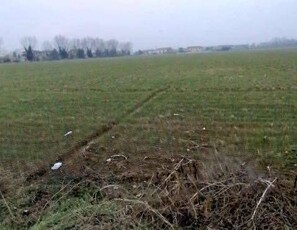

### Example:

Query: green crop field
xmin=0 ymin=50 xmax=296 ymax=229
xmin=1 ymin=50 xmax=296 ymax=164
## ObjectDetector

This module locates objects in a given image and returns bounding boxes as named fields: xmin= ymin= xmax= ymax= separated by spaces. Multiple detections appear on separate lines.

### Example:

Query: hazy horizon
xmin=1 ymin=0 xmax=297 ymax=51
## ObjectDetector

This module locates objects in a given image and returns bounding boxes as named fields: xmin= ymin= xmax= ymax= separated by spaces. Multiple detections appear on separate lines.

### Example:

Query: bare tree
xmin=119 ymin=42 xmax=132 ymax=55
xmin=94 ymin=38 xmax=105 ymax=57
xmin=106 ymin=39 xmax=119 ymax=56
xmin=42 ymin=40 xmax=53 ymax=51
xmin=94 ymin=38 xmax=105 ymax=49
xmin=106 ymin=39 xmax=119 ymax=51
xmin=0 ymin=37 xmax=5 ymax=57
xmin=81 ymin=37 xmax=95 ymax=57
xmin=21 ymin=36 xmax=38 ymax=61
xmin=70 ymin=38 xmax=82 ymax=49
xmin=0 ymin=37 xmax=3 ymax=55
xmin=53 ymin=35 xmax=69 ymax=59
xmin=80 ymin=38 xmax=88 ymax=51
xmin=21 ymin=36 xmax=38 ymax=50
xmin=53 ymin=35 xmax=69 ymax=50
xmin=85 ymin=37 xmax=96 ymax=51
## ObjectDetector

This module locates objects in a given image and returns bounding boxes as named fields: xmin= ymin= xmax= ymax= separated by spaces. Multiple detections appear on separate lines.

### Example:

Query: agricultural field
xmin=0 ymin=50 xmax=296 ymax=229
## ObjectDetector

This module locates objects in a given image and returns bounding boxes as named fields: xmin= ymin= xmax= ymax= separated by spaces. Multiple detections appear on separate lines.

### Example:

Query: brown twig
xmin=107 ymin=155 xmax=128 ymax=161
xmin=163 ymin=158 xmax=184 ymax=184
xmin=0 ymin=190 xmax=16 ymax=223
xmin=115 ymin=198 xmax=174 ymax=229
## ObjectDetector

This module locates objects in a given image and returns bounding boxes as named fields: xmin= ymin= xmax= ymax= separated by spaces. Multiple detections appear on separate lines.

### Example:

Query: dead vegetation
xmin=1 ymin=145 xmax=296 ymax=229
xmin=109 ymin=156 xmax=296 ymax=229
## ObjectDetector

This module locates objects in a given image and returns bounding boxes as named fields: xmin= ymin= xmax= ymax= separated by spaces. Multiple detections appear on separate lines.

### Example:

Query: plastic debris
xmin=106 ymin=155 xmax=127 ymax=163
xmin=64 ymin=131 xmax=73 ymax=137
xmin=136 ymin=193 xmax=142 ymax=198
xmin=110 ymin=154 xmax=128 ymax=160
xmin=22 ymin=210 xmax=30 ymax=216
xmin=51 ymin=162 xmax=62 ymax=170
xmin=173 ymin=113 xmax=184 ymax=117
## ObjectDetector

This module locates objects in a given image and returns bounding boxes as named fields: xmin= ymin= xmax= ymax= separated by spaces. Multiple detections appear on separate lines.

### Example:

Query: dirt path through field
xmin=27 ymin=86 xmax=170 ymax=181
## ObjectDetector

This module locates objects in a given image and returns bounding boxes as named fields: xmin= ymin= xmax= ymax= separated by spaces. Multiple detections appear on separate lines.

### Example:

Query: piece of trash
xmin=64 ymin=131 xmax=73 ymax=137
xmin=202 ymin=127 xmax=206 ymax=130
xmin=106 ymin=155 xmax=128 ymax=163
xmin=51 ymin=162 xmax=62 ymax=170
xmin=136 ymin=193 xmax=142 ymax=198
xmin=22 ymin=210 xmax=30 ymax=216
xmin=111 ymin=135 xmax=115 ymax=139
xmin=186 ymin=148 xmax=190 ymax=152
xmin=173 ymin=113 xmax=180 ymax=116
xmin=110 ymin=154 xmax=128 ymax=160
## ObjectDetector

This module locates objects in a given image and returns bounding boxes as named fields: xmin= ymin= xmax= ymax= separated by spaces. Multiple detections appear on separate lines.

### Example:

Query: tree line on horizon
xmin=1 ymin=36 xmax=297 ymax=63
xmin=1 ymin=35 xmax=132 ymax=62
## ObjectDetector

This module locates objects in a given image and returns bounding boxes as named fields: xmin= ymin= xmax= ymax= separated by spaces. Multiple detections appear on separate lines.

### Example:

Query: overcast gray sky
xmin=1 ymin=0 xmax=297 ymax=51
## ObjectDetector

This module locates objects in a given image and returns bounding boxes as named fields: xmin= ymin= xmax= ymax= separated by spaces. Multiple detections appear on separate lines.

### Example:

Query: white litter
xmin=51 ymin=162 xmax=62 ymax=170
xmin=136 ymin=193 xmax=142 ymax=198
xmin=202 ymin=127 xmax=206 ymax=130
xmin=106 ymin=155 xmax=127 ymax=163
xmin=110 ymin=154 xmax=128 ymax=160
xmin=23 ymin=210 xmax=30 ymax=216
xmin=64 ymin=131 xmax=73 ymax=137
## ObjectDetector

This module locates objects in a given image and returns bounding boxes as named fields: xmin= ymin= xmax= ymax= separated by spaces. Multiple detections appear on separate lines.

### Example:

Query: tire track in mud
xmin=123 ymin=86 xmax=170 ymax=118
xmin=27 ymin=86 xmax=170 ymax=181
xmin=62 ymin=86 xmax=170 ymax=159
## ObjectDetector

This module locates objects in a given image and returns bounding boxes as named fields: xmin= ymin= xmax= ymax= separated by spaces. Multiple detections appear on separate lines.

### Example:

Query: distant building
xmin=142 ymin=49 xmax=158 ymax=55
xmin=155 ymin=47 xmax=174 ymax=54
xmin=0 ymin=49 xmax=26 ymax=63
xmin=141 ymin=47 xmax=175 ymax=55
xmin=231 ymin=44 xmax=250 ymax=50
xmin=213 ymin=45 xmax=232 ymax=51
xmin=33 ymin=50 xmax=51 ymax=61
xmin=186 ymin=46 xmax=203 ymax=53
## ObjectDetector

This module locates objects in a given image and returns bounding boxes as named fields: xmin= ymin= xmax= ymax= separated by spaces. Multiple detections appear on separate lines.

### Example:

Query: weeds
xmin=1 ymin=146 xmax=296 ymax=229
